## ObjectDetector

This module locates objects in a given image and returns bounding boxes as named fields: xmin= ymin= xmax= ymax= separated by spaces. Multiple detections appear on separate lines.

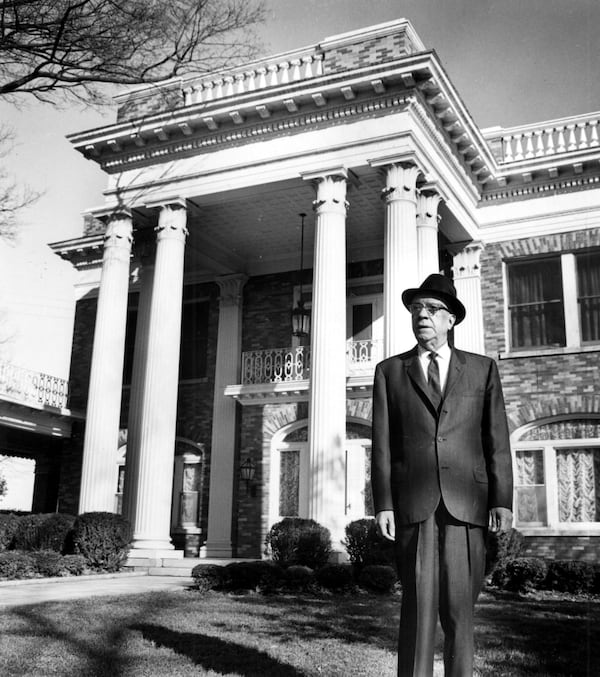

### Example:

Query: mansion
xmin=2 ymin=19 xmax=599 ymax=562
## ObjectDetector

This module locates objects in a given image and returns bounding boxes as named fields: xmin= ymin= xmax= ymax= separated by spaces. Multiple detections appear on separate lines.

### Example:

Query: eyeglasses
xmin=408 ymin=302 xmax=450 ymax=316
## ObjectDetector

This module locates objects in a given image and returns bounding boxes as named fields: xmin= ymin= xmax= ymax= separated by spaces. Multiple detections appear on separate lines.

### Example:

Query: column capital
xmin=302 ymin=169 xmax=349 ymax=215
xmin=151 ymin=200 xmax=189 ymax=241
xmin=373 ymin=161 xmax=422 ymax=204
xmin=416 ymin=190 xmax=442 ymax=224
xmin=450 ymin=241 xmax=484 ymax=278
xmin=216 ymin=273 xmax=248 ymax=307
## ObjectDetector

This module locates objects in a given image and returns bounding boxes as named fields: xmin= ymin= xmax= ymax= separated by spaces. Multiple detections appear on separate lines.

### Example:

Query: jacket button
xmin=437 ymin=436 xmax=443 ymax=442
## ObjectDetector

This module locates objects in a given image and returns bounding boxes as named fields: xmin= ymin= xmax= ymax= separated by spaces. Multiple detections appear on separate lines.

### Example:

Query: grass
xmin=0 ymin=587 xmax=598 ymax=676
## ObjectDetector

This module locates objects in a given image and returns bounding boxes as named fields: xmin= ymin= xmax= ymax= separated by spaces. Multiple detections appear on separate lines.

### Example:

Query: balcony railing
xmin=0 ymin=361 xmax=69 ymax=410
xmin=484 ymin=113 xmax=600 ymax=164
xmin=182 ymin=50 xmax=324 ymax=107
xmin=241 ymin=340 xmax=383 ymax=385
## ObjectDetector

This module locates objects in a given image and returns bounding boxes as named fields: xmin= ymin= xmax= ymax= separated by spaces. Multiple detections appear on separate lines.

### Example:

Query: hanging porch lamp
xmin=291 ymin=212 xmax=310 ymax=337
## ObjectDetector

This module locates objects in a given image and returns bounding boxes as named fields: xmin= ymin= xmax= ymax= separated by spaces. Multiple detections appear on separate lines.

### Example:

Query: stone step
xmin=125 ymin=557 xmax=256 ymax=576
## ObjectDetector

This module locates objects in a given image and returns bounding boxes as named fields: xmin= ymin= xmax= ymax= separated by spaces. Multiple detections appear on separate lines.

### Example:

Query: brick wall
xmin=481 ymin=230 xmax=600 ymax=430
xmin=521 ymin=535 xmax=599 ymax=563
xmin=323 ymin=32 xmax=409 ymax=74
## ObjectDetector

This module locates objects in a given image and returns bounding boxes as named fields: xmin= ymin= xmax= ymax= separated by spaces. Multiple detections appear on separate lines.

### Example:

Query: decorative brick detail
xmin=521 ymin=535 xmax=599 ymax=563
xmin=323 ymin=34 xmax=411 ymax=74
xmin=508 ymin=395 xmax=600 ymax=432
xmin=498 ymin=227 xmax=600 ymax=259
xmin=116 ymin=85 xmax=184 ymax=123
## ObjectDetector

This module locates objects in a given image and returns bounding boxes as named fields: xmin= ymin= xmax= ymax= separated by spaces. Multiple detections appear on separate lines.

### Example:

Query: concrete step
xmin=125 ymin=556 xmax=257 ymax=576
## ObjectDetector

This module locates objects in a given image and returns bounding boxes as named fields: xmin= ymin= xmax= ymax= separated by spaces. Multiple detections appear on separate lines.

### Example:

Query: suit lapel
xmin=405 ymin=349 xmax=438 ymax=415
xmin=443 ymin=348 xmax=466 ymax=400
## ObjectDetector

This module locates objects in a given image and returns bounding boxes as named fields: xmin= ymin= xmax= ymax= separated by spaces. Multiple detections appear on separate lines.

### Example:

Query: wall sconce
xmin=239 ymin=457 xmax=256 ymax=496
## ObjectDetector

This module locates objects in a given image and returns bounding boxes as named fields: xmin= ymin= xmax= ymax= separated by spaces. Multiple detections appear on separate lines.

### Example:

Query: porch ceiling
xmin=133 ymin=165 xmax=464 ymax=279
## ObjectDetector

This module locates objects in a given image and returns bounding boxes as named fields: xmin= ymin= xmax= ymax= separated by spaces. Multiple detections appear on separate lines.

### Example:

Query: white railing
xmin=242 ymin=346 xmax=310 ymax=384
xmin=485 ymin=114 xmax=600 ymax=164
xmin=346 ymin=339 xmax=383 ymax=374
xmin=241 ymin=339 xmax=383 ymax=385
xmin=0 ymin=361 xmax=69 ymax=410
xmin=183 ymin=51 xmax=324 ymax=106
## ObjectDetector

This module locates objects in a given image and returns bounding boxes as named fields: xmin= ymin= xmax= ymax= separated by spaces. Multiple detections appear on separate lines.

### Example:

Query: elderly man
xmin=371 ymin=273 xmax=513 ymax=677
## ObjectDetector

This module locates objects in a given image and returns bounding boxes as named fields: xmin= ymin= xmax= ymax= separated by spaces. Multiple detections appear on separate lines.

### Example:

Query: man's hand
xmin=489 ymin=507 xmax=513 ymax=533
xmin=375 ymin=510 xmax=396 ymax=541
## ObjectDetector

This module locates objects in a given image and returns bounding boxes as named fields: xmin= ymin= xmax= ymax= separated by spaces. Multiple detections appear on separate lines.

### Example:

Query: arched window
xmin=513 ymin=417 xmax=600 ymax=531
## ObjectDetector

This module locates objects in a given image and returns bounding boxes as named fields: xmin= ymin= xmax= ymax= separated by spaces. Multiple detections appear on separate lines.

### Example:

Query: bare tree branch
xmin=0 ymin=0 xmax=266 ymax=105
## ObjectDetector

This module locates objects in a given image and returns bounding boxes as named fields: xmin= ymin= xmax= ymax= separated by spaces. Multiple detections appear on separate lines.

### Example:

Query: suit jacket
xmin=371 ymin=346 xmax=513 ymax=527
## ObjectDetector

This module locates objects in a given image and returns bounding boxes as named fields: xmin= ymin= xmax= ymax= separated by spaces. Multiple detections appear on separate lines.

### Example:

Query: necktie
xmin=428 ymin=352 xmax=442 ymax=409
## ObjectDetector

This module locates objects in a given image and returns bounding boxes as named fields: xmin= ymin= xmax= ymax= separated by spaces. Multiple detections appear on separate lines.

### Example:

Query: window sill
xmin=517 ymin=527 xmax=600 ymax=536
xmin=499 ymin=343 xmax=600 ymax=359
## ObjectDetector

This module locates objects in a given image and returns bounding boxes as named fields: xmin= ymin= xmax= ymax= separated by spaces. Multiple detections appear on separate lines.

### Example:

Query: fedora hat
xmin=401 ymin=273 xmax=466 ymax=324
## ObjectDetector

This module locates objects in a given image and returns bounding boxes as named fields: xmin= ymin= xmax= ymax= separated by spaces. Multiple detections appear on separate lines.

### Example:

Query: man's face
xmin=409 ymin=295 xmax=456 ymax=349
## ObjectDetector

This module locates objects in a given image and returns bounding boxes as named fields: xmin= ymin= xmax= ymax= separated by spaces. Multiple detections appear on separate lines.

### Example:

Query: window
xmin=506 ymin=250 xmax=600 ymax=351
xmin=577 ymin=251 xmax=600 ymax=342
xmin=514 ymin=419 xmax=600 ymax=531
xmin=507 ymin=258 xmax=565 ymax=349
xmin=179 ymin=285 xmax=210 ymax=380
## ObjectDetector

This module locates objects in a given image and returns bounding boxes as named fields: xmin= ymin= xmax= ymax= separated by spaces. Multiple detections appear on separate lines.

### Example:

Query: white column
xmin=452 ymin=242 xmax=485 ymax=354
xmin=380 ymin=162 xmax=421 ymax=358
xmin=416 ymin=190 xmax=442 ymax=279
xmin=122 ymin=235 xmax=155 ymax=532
xmin=79 ymin=209 xmax=133 ymax=514
xmin=128 ymin=200 xmax=187 ymax=554
xmin=205 ymin=274 xmax=247 ymax=558
xmin=304 ymin=169 xmax=348 ymax=549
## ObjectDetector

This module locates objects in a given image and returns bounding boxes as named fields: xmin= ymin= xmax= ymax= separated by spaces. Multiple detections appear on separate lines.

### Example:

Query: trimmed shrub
xmin=485 ymin=528 xmax=524 ymax=576
xmin=499 ymin=557 xmax=548 ymax=593
xmin=12 ymin=514 xmax=48 ymax=551
xmin=37 ymin=513 xmax=76 ymax=552
xmin=358 ymin=564 xmax=398 ymax=593
xmin=71 ymin=512 xmax=130 ymax=571
xmin=0 ymin=551 xmax=36 ymax=579
xmin=545 ymin=560 xmax=595 ymax=594
xmin=343 ymin=518 xmax=396 ymax=572
xmin=30 ymin=550 xmax=67 ymax=577
xmin=60 ymin=554 xmax=87 ymax=576
xmin=283 ymin=564 xmax=316 ymax=592
xmin=11 ymin=513 xmax=76 ymax=553
xmin=223 ymin=561 xmax=284 ymax=592
xmin=315 ymin=563 xmax=355 ymax=591
xmin=192 ymin=564 xmax=226 ymax=592
xmin=265 ymin=518 xmax=332 ymax=570
xmin=0 ymin=513 xmax=20 ymax=551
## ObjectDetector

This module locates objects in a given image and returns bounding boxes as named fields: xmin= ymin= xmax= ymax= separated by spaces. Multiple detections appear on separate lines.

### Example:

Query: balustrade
xmin=0 ymin=361 xmax=69 ymax=409
xmin=241 ymin=340 xmax=383 ymax=385
xmin=183 ymin=52 xmax=324 ymax=106
xmin=490 ymin=115 xmax=600 ymax=163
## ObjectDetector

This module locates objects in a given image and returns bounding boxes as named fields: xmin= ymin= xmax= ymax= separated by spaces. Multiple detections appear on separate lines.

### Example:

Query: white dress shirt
xmin=417 ymin=342 xmax=451 ymax=392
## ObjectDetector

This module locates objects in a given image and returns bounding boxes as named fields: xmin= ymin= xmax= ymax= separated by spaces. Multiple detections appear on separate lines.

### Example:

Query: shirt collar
xmin=417 ymin=342 xmax=451 ymax=360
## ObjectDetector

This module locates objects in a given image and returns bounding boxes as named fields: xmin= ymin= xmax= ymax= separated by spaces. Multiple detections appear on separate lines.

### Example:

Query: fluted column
xmin=128 ymin=200 xmax=188 ymax=553
xmin=304 ymin=169 xmax=348 ymax=548
xmin=79 ymin=209 xmax=133 ymax=514
xmin=416 ymin=190 xmax=442 ymax=279
xmin=121 ymin=233 xmax=155 ymax=532
xmin=452 ymin=242 xmax=485 ymax=354
xmin=380 ymin=162 xmax=420 ymax=358
xmin=205 ymin=274 xmax=247 ymax=558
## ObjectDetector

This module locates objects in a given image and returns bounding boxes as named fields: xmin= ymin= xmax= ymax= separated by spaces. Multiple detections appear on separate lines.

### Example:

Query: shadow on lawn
xmin=133 ymin=623 xmax=305 ymax=676
xmin=475 ymin=591 xmax=599 ymax=676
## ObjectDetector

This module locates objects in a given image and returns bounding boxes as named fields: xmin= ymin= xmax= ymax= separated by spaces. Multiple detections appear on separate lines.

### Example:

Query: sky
xmin=1 ymin=0 xmax=599 ymax=246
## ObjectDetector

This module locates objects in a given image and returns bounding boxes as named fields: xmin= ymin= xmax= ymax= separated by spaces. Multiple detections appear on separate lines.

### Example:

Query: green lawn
xmin=0 ymin=588 xmax=597 ymax=676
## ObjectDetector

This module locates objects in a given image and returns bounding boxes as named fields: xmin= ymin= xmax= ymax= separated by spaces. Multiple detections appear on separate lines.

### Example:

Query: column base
xmin=204 ymin=540 xmax=233 ymax=558
xmin=127 ymin=547 xmax=184 ymax=560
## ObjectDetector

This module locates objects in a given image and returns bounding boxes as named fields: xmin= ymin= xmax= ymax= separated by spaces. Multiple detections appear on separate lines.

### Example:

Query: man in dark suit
xmin=371 ymin=273 xmax=513 ymax=677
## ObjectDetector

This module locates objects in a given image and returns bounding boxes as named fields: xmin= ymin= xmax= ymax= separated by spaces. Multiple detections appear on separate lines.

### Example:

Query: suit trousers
xmin=395 ymin=502 xmax=486 ymax=677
